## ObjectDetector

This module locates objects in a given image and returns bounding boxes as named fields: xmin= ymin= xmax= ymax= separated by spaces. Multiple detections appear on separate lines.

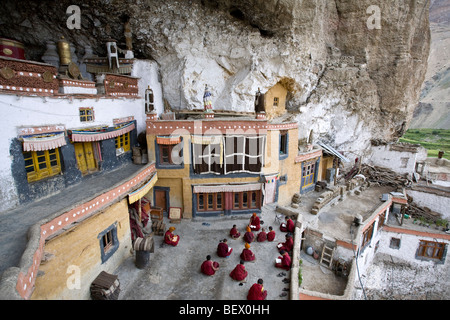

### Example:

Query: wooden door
xmin=155 ymin=189 xmax=167 ymax=213
xmin=264 ymin=181 xmax=276 ymax=204
xmin=74 ymin=142 xmax=97 ymax=175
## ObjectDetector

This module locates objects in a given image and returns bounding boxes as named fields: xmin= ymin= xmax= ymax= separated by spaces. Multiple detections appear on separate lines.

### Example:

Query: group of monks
xmin=163 ymin=213 xmax=296 ymax=300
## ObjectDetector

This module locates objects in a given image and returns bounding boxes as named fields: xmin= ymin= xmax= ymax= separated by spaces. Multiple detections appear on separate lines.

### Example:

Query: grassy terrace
xmin=399 ymin=129 xmax=450 ymax=160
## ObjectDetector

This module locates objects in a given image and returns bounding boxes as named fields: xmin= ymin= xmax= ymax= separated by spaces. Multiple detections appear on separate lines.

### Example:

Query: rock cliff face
xmin=0 ymin=0 xmax=430 ymax=157
xmin=410 ymin=0 xmax=450 ymax=129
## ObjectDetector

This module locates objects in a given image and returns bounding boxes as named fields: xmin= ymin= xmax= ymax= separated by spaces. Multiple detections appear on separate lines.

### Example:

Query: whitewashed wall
xmin=358 ymin=230 xmax=450 ymax=299
xmin=131 ymin=59 xmax=164 ymax=117
xmin=366 ymin=143 xmax=428 ymax=175
xmin=406 ymin=189 xmax=450 ymax=219
xmin=0 ymin=59 xmax=163 ymax=213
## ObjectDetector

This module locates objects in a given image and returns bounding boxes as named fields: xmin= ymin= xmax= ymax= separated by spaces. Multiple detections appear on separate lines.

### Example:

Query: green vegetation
xmin=399 ymin=129 xmax=450 ymax=160
xmin=298 ymin=259 xmax=303 ymax=286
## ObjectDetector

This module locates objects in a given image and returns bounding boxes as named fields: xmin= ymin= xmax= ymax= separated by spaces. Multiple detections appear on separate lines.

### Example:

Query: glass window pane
xmin=208 ymin=194 xmax=214 ymax=209
xmin=217 ymin=193 xmax=222 ymax=209
xmin=234 ymin=193 xmax=240 ymax=208
xmin=251 ymin=192 xmax=257 ymax=207
xmin=242 ymin=192 xmax=248 ymax=208
xmin=198 ymin=194 xmax=204 ymax=209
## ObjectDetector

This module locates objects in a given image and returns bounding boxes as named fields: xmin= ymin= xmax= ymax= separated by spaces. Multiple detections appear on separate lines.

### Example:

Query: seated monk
xmin=256 ymin=228 xmax=267 ymax=242
xmin=247 ymin=278 xmax=267 ymax=300
xmin=217 ymin=238 xmax=233 ymax=257
xmin=280 ymin=216 xmax=295 ymax=233
xmin=201 ymin=255 xmax=219 ymax=276
xmin=267 ymin=226 xmax=276 ymax=242
xmin=277 ymin=234 xmax=293 ymax=253
xmin=229 ymin=260 xmax=248 ymax=282
xmin=243 ymin=226 xmax=255 ymax=243
xmin=240 ymin=242 xmax=255 ymax=262
xmin=249 ymin=212 xmax=261 ymax=231
xmin=164 ymin=226 xmax=180 ymax=246
xmin=275 ymin=250 xmax=292 ymax=271
xmin=229 ymin=224 xmax=241 ymax=239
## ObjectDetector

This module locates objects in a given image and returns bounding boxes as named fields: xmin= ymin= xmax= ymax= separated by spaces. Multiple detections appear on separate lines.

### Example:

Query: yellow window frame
xmin=302 ymin=161 xmax=316 ymax=189
xmin=79 ymin=107 xmax=94 ymax=122
xmin=23 ymin=149 xmax=61 ymax=182
xmin=115 ymin=132 xmax=130 ymax=153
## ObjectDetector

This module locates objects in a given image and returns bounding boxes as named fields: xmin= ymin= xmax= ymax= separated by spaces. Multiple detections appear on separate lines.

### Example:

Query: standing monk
xmin=247 ymin=278 xmax=267 ymax=300
xmin=229 ymin=260 xmax=248 ymax=282
xmin=249 ymin=212 xmax=261 ymax=231
xmin=164 ymin=226 xmax=180 ymax=246
xmin=243 ymin=226 xmax=255 ymax=243
xmin=217 ymin=239 xmax=233 ymax=257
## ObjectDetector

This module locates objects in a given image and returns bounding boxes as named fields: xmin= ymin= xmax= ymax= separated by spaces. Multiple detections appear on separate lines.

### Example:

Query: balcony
xmin=0 ymin=161 xmax=156 ymax=299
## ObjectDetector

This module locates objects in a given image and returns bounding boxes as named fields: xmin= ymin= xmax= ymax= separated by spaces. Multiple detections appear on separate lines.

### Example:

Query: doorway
xmin=74 ymin=142 xmax=99 ymax=175
xmin=154 ymin=187 xmax=169 ymax=214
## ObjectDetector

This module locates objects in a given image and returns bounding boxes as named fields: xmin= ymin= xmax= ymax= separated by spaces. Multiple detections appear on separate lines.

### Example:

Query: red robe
xmin=249 ymin=216 xmax=261 ymax=231
xmin=247 ymin=283 xmax=267 ymax=300
xmin=275 ymin=253 xmax=292 ymax=271
xmin=278 ymin=237 xmax=293 ymax=252
xmin=229 ymin=264 xmax=248 ymax=281
xmin=256 ymin=231 xmax=267 ymax=242
xmin=217 ymin=242 xmax=233 ymax=257
xmin=201 ymin=260 xmax=219 ymax=276
xmin=229 ymin=227 xmax=240 ymax=239
xmin=280 ymin=218 xmax=295 ymax=232
xmin=164 ymin=231 xmax=180 ymax=246
xmin=243 ymin=231 xmax=255 ymax=243
xmin=267 ymin=230 xmax=276 ymax=242
xmin=240 ymin=248 xmax=255 ymax=261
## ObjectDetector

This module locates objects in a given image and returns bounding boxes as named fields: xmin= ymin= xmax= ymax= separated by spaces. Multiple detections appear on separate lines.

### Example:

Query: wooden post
xmin=138 ymin=198 xmax=142 ymax=222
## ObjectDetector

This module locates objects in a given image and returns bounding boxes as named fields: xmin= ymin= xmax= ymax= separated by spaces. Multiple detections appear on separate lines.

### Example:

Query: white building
xmin=0 ymin=55 xmax=163 ymax=213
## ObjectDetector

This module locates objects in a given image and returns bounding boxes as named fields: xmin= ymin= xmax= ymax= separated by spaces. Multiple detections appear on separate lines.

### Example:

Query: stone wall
xmin=0 ymin=0 xmax=430 ymax=155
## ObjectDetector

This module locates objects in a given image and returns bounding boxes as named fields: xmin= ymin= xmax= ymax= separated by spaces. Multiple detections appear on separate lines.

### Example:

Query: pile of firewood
xmin=90 ymin=271 xmax=120 ymax=300
xmin=405 ymin=198 xmax=442 ymax=224
xmin=353 ymin=164 xmax=412 ymax=188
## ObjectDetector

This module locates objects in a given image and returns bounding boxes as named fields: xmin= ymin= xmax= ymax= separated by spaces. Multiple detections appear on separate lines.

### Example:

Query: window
xmin=232 ymin=191 xmax=261 ymax=210
xmin=99 ymin=223 xmax=119 ymax=263
xmin=192 ymin=142 xmax=222 ymax=175
xmin=224 ymin=135 xmax=265 ymax=174
xmin=145 ymin=87 xmax=154 ymax=113
xmin=417 ymin=240 xmax=446 ymax=261
xmin=115 ymin=132 xmax=130 ymax=155
xmin=279 ymin=130 xmax=288 ymax=156
xmin=197 ymin=193 xmax=223 ymax=212
xmin=102 ymin=230 xmax=114 ymax=253
xmin=273 ymin=97 xmax=279 ymax=107
xmin=79 ymin=107 xmax=94 ymax=122
xmin=378 ymin=210 xmax=386 ymax=230
xmin=361 ymin=222 xmax=375 ymax=248
xmin=390 ymin=237 xmax=401 ymax=249
xmin=160 ymin=145 xmax=174 ymax=164
xmin=156 ymin=137 xmax=183 ymax=168
xmin=301 ymin=161 xmax=316 ymax=189
xmin=23 ymin=148 xmax=61 ymax=182
xmin=400 ymin=157 xmax=409 ymax=168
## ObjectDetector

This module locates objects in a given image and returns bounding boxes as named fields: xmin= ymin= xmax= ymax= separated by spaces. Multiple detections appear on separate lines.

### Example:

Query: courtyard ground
xmin=116 ymin=204 xmax=293 ymax=300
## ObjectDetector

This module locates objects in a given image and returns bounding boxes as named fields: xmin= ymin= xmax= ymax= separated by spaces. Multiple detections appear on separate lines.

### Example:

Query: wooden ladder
xmin=320 ymin=245 xmax=334 ymax=268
